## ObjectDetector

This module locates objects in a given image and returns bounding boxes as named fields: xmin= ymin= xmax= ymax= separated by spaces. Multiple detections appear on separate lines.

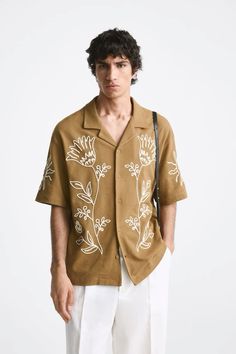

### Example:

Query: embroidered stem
xmin=91 ymin=166 xmax=103 ymax=254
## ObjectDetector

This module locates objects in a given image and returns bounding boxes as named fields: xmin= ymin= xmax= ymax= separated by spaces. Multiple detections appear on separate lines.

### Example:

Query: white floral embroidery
xmin=75 ymin=220 xmax=83 ymax=234
xmin=167 ymin=150 xmax=184 ymax=185
xmin=39 ymin=155 xmax=55 ymax=191
xmin=138 ymin=134 xmax=156 ymax=166
xmin=67 ymin=135 xmax=111 ymax=255
xmin=124 ymin=134 xmax=156 ymax=252
xmin=76 ymin=230 xmax=100 ymax=254
xmin=74 ymin=205 xmax=91 ymax=220
xmin=124 ymin=162 xmax=140 ymax=177
xmin=95 ymin=217 xmax=111 ymax=232
xmin=66 ymin=136 xmax=96 ymax=166
xmin=139 ymin=221 xmax=154 ymax=249
xmin=125 ymin=216 xmax=140 ymax=232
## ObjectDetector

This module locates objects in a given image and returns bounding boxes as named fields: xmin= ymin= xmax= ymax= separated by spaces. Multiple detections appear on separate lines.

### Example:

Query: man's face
xmin=95 ymin=55 xmax=135 ymax=98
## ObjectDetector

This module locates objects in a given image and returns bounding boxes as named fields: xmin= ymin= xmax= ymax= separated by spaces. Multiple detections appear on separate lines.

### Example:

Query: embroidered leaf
xmin=86 ymin=181 xmax=92 ymax=196
xmin=149 ymin=231 xmax=154 ymax=238
xmin=140 ymin=180 xmax=151 ymax=202
xmin=96 ymin=163 xmax=111 ymax=178
xmin=140 ymin=241 xmax=151 ymax=249
xmin=138 ymin=223 xmax=154 ymax=250
xmin=94 ymin=217 xmax=111 ymax=232
xmin=140 ymin=192 xmax=150 ymax=203
xmin=81 ymin=245 xmax=98 ymax=254
xmin=76 ymin=237 xmax=84 ymax=246
xmin=39 ymin=155 xmax=55 ymax=191
xmin=70 ymin=181 xmax=83 ymax=189
xmin=141 ymin=180 xmax=146 ymax=196
xmin=101 ymin=162 xmax=111 ymax=173
xmin=77 ymin=193 xmax=93 ymax=204
xmin=167 ymin=150 xmax=184 ymax=186
xmin=140 ymin=204 xmax=151 ymax=218
xmin=125 ymin=216 xmax=139 ymax=231
xmin=75 ymin=220 xmax=83 ymax=233
xmin=124 ymin=162 xmax=140 ymax=177
xmin=86 ymin=231 xmax=94 ymax=245
xmin=74 ymin=206 xmax=91 ymax=220
xmin=168 ymin=169 xmax=178 ymax=175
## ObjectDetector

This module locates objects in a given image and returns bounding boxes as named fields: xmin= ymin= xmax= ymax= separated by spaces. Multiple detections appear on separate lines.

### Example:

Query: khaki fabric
xmin=35 ymin=96 xmax=188 ymax=286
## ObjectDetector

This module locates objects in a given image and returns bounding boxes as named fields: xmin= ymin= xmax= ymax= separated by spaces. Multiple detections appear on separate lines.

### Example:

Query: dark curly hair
xmin=85 ymin=28 xmax=142 ymax=85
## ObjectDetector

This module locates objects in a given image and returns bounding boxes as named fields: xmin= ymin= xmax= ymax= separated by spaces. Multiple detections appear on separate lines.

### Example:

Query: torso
xmin=98 ymin=116 xmax=131 ymax=145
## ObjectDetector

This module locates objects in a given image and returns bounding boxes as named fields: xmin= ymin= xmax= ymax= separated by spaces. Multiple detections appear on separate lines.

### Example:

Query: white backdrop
xmin=1 ymin=1 xmax=235 ymax=353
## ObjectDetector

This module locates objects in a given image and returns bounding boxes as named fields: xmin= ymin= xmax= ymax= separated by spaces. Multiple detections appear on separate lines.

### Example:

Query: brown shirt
xmin=35 ymin=96 xmax=188 ymax=286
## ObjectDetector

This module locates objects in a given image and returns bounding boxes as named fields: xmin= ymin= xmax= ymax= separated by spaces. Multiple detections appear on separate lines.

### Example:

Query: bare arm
xmin=160 ymin=202 xmax=177 ymax=254
xmin=50 ymin=205 xmax=74 ymax=323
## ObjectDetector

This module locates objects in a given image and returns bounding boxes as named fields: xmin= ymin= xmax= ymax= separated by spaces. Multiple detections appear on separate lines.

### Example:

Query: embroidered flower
xmin=39 ymin=155 xmax=55 ymax=191
xmin=95 ymin=163 xmax=111 ymax=178
xmin=74 ymin=206 xmax=91 ymax=220
xmin=167 ymin=150 xmax=184 ymax=185
xmin=124 ymin=134 xmax=156 ymax=251
xmin=66 ymin=136 xmax=96 ymax=167
xmin=124 ymin=162 xmax=140 ymax=178
xmin=67 ymin=135 xmax=111 ymax=255
xmin=137 ymin=134 xmax=155 ymax=166
xmin=125 ymin=216 xmax=140 ymax=232
xmin=95 ymin=217 xmax=111 ymax=232
xmin=140 ymin=204 xmax=151 ymax=218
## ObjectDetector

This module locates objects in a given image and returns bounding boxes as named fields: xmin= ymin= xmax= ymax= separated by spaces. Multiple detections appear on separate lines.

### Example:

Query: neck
xmin=95 ymin=93 xmax=133 ymax=120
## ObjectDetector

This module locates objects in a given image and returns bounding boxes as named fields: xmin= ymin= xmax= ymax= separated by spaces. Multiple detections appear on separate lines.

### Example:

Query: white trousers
xmin=65 ymin=247 xmax=173 ymax=354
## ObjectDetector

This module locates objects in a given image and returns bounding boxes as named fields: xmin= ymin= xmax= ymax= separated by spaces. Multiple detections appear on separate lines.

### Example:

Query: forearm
xmin=50 ymin=205 xmax=71 ymax=275
xmin=160 ymin=202 xmax=177 ymax=248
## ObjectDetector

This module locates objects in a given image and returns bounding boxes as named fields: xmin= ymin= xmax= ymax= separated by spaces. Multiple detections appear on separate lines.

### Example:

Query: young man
xmin=35 ymin=28 xmax=188 ymax=354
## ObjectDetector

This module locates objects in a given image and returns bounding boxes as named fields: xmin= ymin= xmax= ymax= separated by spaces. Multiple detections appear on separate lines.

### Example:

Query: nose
xmin=105 ymin=65 xmax=117 ymax=81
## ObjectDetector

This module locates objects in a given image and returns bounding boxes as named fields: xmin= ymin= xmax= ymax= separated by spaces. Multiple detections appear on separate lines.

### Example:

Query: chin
xmin=102 ymin=91 xmax=120 ymax=99
xmin=102 ymin=89 xmax=128 ymax=99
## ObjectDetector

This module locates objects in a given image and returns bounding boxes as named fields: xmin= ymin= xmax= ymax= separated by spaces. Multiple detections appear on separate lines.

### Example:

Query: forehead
xmin=96 ymin=55 xmax=130 ymax=63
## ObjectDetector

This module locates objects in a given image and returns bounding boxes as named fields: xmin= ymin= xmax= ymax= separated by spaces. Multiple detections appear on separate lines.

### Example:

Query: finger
xmin=57 ymin=295 xmax=71 ymax=322
xmin=51 ymin=293 xmax=59 ymax=311
xmin=68 ymin=288 xmax=75 ymax=306
xmin=66 ymin=288 xmax=75 ymax=314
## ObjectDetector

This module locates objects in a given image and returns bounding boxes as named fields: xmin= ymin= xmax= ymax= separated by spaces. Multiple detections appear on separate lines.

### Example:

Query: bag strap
xmin=152 ymin=111 xmax=161 ymax=223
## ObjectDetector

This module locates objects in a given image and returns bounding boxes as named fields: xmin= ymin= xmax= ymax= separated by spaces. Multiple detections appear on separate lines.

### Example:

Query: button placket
xmin=115 ymin=147 xmax=125 ymax=261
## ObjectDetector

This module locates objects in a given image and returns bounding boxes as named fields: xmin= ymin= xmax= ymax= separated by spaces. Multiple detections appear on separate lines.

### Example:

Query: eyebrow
xmin=96 ymin=60 xmax=129 ymax=64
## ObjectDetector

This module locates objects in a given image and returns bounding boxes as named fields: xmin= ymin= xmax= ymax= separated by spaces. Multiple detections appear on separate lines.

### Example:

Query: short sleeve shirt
xmin=35 ymin=96 xmax=188 ymax=286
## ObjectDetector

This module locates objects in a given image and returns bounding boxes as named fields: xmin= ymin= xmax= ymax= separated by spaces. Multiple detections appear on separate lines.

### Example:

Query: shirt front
xmin=35 ymin=96 xmax=188 ymax=286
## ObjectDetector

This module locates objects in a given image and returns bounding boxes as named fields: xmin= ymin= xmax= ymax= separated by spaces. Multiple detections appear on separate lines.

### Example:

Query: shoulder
xmin=50 ymin=101 xmax=89 ymax=139
xmin=156 ymin=113 xmax=174 ymax=137
xmin=54 ymin=107 xmax=84 ymax=134
xmin=133 ymin=97 xmax=173 ymax=134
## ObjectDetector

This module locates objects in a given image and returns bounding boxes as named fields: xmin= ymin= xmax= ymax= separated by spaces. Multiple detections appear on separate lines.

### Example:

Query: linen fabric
xmin=35 ymin=96 xmax=187 ymax=285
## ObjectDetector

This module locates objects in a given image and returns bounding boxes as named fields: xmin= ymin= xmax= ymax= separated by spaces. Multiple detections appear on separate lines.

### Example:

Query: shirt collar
xmin=83 ymin=95 xmax=151 ymax=130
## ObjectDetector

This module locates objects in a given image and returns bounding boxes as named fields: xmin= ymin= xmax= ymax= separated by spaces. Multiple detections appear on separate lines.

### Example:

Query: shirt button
xmin=115 ymin=254 xmax=119 ymax=259
xmin=118 ymin=197 xmax=122 ymax=203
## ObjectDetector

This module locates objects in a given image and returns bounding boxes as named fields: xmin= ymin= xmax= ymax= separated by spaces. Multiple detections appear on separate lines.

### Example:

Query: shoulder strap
xmin=152 ymin=111 xmax=161 ymax=223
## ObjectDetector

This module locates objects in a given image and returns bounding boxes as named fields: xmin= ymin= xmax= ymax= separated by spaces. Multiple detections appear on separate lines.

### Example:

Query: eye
xmin=117 ymin=63 xmax=127 ymax=68
xmin=97 ymin=63 xmax=106 ymax=69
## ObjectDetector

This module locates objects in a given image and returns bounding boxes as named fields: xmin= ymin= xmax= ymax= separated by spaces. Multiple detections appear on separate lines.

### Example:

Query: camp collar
xmin=83 ymin=95 xmax=151 ymax=147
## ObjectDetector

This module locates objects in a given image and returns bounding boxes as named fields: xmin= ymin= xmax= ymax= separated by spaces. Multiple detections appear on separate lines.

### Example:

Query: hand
xmin=50 ymin=270 xmax=74 ymax=323
xmin=166 ymin=242 xmax=175 ymax=255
